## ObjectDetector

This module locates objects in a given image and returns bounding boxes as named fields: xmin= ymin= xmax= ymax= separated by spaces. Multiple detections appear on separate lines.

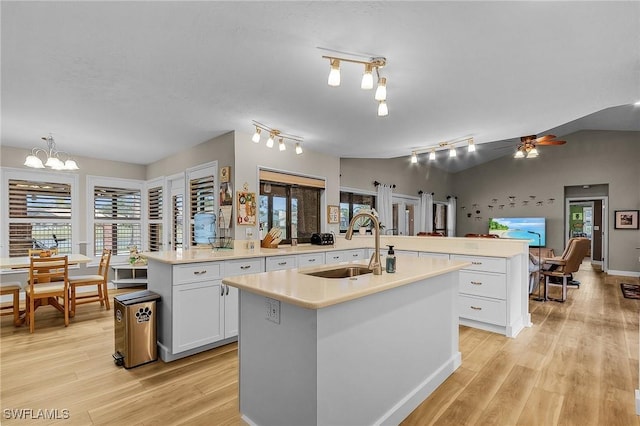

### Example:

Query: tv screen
xmin=488 ymin=217 xmax=546 ymax=247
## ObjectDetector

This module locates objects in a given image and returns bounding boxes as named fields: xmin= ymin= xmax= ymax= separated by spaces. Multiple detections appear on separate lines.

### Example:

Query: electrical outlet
xmin=246 ymin=228 xmax=254 ymax=239
xmin=265 ymin=297 xmax=280 ymax=324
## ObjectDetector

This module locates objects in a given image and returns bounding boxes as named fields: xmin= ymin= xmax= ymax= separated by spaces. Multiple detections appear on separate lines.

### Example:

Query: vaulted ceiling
xmin=2 ymin=1 xmax=639 ymax=172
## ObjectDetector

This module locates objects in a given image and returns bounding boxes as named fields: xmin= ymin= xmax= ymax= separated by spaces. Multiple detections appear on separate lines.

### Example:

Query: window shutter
xmin=148 ymin=186 xmax=163 ymax=252
xmin=189 ymin=175 xmax=216 ymax=245
xmin=93 ymin=185 xmax=142 ymax=255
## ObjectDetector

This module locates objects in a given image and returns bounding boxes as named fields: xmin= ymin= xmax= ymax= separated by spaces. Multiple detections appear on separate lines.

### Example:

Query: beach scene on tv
xmin=488 ymin=217 xmax=546 ymax=247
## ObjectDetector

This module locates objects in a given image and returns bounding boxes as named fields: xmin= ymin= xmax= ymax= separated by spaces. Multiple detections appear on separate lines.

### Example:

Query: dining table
xmin=0 ymin=253 xmax=91 ymax=270
xmin=0 ymin=254 xmax=92 ymax=326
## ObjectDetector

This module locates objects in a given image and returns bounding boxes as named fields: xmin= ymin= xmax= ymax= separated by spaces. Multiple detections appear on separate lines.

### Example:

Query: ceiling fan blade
xmin=535 ymin=134 xmax=557 ymax=143
xmin=537 ymin=140 xmax=566 ymax=145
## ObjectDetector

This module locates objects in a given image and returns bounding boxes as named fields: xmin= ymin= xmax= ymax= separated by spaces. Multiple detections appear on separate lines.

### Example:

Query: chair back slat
xmin=29 ymin=256 xmax=69 ymax=285
xmin=97 ymin=249 xmax=112 ymax=279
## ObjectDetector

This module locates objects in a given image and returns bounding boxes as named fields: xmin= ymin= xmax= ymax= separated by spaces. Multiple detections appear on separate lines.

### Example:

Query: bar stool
xmin=1 ymin=282 xmax=22 ymax=326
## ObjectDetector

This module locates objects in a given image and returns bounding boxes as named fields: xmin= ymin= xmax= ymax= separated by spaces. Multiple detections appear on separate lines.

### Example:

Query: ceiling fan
xmin=515 ymin=134 xmax=566 ymax=158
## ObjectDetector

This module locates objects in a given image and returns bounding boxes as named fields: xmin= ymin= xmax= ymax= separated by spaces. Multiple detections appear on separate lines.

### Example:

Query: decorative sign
xmin=219 ymin=166 xmax=231 ymax=183
xmin=328 ymin=205 xmax=340 ymax=224
xmin=237 ymin=191 xmax=256 ymax=225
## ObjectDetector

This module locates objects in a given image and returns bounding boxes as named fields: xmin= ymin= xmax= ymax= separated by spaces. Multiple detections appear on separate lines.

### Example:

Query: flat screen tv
xmin=488 ymin=217 xmax=546 ymax=247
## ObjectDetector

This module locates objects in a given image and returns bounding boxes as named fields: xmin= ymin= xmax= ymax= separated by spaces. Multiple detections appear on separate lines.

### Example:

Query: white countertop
xmin=222 ymin=256 xmax=470 ymax=309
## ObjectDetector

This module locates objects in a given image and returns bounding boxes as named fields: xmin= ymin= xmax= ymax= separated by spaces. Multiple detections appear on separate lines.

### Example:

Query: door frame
xmin=565 ymin=196 xmax=608 ymax=272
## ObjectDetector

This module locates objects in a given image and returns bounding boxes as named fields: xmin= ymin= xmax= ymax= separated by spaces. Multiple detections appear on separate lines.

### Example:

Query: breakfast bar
xmin=223 ymin=256 xmax=469 ymax=426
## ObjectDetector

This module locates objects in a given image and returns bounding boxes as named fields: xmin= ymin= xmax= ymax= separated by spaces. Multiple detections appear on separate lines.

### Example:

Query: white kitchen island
xmin=223 ymin=256 xmax=469 ymax=426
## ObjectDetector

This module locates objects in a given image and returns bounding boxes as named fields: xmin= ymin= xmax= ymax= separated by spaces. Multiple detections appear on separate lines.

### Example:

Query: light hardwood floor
xmin=1 ymin=262 xmax=638 ymax=425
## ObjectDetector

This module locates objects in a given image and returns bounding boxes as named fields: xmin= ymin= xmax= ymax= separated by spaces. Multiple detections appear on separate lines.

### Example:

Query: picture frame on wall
xmin=327 ymin=205 xmax=339 ymax=224
xmin=614 ymin=210 xmax=639 ymax=229
xmin=236 ymin=191 xmax=256 ymax=225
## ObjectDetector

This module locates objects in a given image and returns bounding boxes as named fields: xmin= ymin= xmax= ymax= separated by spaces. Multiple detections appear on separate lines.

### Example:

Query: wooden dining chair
xmin=26 ymin=256 xmax=70 ymax=333
xmin=1 ymin=282 xmax=23 ymax=326
xmin=69 ymin=249 xmax=112 ymax=317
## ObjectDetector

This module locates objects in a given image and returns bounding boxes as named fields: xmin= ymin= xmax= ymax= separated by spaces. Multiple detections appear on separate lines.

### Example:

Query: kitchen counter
xmin=224 ymin=254 xmax=468 ymax=425
xmin=222 ymin=255 xmax=469 ymax=309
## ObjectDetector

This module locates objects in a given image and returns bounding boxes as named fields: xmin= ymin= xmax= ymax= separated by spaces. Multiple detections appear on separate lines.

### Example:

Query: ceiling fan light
xmin=252 ymin=128 xmax=261 ymax=143
xmin=24 ymin=154 xmax=45 ymax=168
xmin=377 ymin=100 xmax=388 ymax=117
xmin=428 ymin=149 xmax=436 ymax=161
xmin=527 ymin=147 xmax=538 ymax=158
xmin=361 ymin=64 xmax=374 ymax=90
xmin=374 ymin=77 xmax=387 ymax=101
xmin=328 ymin=59 xmax=341 ymax=87
xmin=411 ymin=151 xmax=418 ymax=164
xmin=514 ymin=149 xmax=525 ymax=158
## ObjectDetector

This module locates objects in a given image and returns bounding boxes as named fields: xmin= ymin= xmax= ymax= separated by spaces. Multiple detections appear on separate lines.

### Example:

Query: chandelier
xmin=24 ymin=134 xmax=79 ymax=170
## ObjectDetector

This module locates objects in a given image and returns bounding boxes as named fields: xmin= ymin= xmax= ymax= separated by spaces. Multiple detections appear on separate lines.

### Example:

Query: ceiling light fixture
xmin=409 ymin=137 xmax=476 ymax=165
xmin=321 ymin=51 xmax=388 ymax=117
xmin=514 ymin=139 xmax=542 ymax=159
xmin=328 ymin=59 xmax=341 ymax=87
xmin=251 ymin=121 xmax=304 ymax=155
xmin=24 ymin=133 xmax=79 ymax=170
xmin=411 ymin=151 xmax=418 ymax=164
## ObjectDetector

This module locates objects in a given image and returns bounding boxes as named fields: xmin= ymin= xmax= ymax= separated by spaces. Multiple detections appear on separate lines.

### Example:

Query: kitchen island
xmin=223 ymin=256 xmax=469 ymax=426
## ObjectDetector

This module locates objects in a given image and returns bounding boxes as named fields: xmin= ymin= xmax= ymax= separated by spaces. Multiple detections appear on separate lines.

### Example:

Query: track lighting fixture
xmin=321 ymin=50 xmax=388 ymax=117
xmin=328 ymin=59 xmax=341 ymax=87
xmin=410 ymin=137 xmax=476 ymax=165
xmin=250 ymin=121 xmax=304 ymax=155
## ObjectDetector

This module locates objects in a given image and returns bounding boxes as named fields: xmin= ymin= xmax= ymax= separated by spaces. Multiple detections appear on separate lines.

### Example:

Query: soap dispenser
xmin=386 ymin=245 xmax=396 ymax=273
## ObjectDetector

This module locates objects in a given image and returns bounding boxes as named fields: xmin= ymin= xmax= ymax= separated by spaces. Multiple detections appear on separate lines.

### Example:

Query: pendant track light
xmin=321 ymin=50 xmax=388 ymax=117
xmin=410 ymin=138 xmax=477 ymax=165
xmin=250 ymin=121 xmax=304 ymax=155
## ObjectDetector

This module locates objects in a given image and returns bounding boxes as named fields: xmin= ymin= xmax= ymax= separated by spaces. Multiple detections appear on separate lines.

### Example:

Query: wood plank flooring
xmin=1 ymin=262 xmax=638 ymax=425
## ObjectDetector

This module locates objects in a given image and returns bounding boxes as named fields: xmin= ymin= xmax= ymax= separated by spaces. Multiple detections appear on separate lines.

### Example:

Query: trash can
xmin=113 ymin=290 xmax=161 ymax=369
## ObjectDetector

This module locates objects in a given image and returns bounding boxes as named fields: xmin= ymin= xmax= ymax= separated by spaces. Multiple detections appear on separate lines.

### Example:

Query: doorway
xmin=565 ymin=196 xmax=608 ymax=272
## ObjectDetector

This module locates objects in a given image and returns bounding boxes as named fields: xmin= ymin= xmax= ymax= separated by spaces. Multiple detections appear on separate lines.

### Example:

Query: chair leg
xmin=12 ymin=289 xmax=20 ymax=326
xmin=103 ymin=282 xmax=110 ymax=310
xmin=562 ymin=276 xmax=568 ymax=302
xmin=64 ymin=289 xmax=69 ymax=327
xmin=29 ymin=294 xmax=35 ymax=333
xmin=70 ymin=285 xmax=76 ymax=318
xmin=97 ymin=284 xmax=104 ymax=307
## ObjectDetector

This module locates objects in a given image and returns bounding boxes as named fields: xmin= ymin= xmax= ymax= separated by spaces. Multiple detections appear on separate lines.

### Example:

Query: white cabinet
xmin=266 ymin=255 xmax=297 ymax=271
xmin=326 ymin=249 xmax=367 ymax=264
xmin=171 ymin=261 xmax=225 ymax=354
xmin=224 ymin=257 xmax=265 ymax=338
xmin=452 ymin=254 xmax=521 ymax=336
xmin=297 ymin=252 xmax=325 ymax=267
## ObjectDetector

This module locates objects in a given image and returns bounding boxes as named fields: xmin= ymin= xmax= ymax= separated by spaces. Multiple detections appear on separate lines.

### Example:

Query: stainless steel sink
xmin=302 ymin=265 xmax=373 ymax=279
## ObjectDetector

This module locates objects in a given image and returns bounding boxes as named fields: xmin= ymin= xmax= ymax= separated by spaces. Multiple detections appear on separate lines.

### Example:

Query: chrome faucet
xmin=345 ymin=211 xmax=382 ymax=275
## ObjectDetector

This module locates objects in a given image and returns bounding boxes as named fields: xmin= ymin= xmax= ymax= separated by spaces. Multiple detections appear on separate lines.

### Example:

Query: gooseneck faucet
xmin=345 ymin=211 xmax=382 ymax=275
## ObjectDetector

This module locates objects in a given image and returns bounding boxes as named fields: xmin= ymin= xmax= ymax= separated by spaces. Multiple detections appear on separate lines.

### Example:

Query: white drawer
xmin=459 ymin=271 xmax=506 ymax=299
xmin=419 ymin=252 xmax=450 ymax=260
xmin=297 ymin=252 xmax=325 ymax=266
xmin=326 ymin=249 xmax=366 ymax=264
xmin=225 ymin=258 xmax=264 ymax=277
xmin=173 ymin=262 xmax=223 ymax=285
xmin=459 ymin=294 xmax=506 ymax=326
xmin=452 ymin=255 xmax=506 ymax=273
xmin=266 ymin=255 xmax=297 ymax=271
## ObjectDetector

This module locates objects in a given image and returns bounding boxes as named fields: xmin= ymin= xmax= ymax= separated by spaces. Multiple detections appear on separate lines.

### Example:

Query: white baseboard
xmin=636 ymin=389 xmax=640 ymax=415
xmin=608 ymin=270 xmax=640 ymax=278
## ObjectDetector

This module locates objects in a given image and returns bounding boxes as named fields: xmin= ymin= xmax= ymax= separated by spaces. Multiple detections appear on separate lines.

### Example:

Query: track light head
xmin=377 ymin=100 xmax=388 ymax=117
xmin=252 ymin=127 xmax=261 ymax=143
xmin=449 ymin=147 xmax=457 ymax=158
xmin=361 ymin=63 xmax=374 ymax=90
xmin=328 ymin=59 xmax=341 ymax=87
xmin=278 ymin=138 xmax=286 ymax=151
xmin=266 ymin=132 xmax=275 ymax=148
xmin=375 ymin=77 xmax=387 ymax=101
xmin=295 ymin=143 xmax=303 ymax=155
xmin=411 ymin=151 xmax=418 ymax=164
xmin=467 ymin=139 xmax=476 ymax=152
xmin=429 ymin=149 xmax=436 ymax=161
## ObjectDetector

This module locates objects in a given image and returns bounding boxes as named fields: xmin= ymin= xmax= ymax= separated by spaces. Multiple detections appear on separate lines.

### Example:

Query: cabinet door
xmin=173 ymin=280 xmax=224 ymax=353
xmin=223 ymin=284 xmax=239 ymax=338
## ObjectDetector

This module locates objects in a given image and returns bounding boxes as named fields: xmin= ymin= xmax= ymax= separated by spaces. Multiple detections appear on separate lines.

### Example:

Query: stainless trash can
xmin=113 ymin=290 xmax=161 ymax=369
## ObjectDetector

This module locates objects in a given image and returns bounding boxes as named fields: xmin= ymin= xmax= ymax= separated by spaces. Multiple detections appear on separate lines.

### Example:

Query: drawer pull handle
xmin=352 ymin=254 xmax=359 ymax=257
xmin=472 ymin=261 xmax=483 ymax=265
xmin=470 ymin=306 xmax=482 ymax=311
xmin=221 ymin=285 xmax=224 ymax=296
xmin=193 ymin=270 xmax=207 ymax=275
xmin=470 ymin=281 xmax=482 ymax=285
xmin=240 ymin=265 xmax=251 ymax=270
xmin=308 ymin=259 xmax=316 ymax=262
xmin=333 ymin=256 xmax=340 ymax=259
xmin=226 ymin=285 xmax=229 ymax=296
xmin=278 ymin=262 xmax=287 ymax=266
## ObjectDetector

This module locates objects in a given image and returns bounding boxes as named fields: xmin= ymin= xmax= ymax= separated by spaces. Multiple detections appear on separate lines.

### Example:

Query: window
xmin=6 ymin=177 xmax=73 ymax=256
xmin=258 ymin=170 xmax=324 ymax=244
xmin=339 ymin=191 xmax=376 ymax=233
xmin=172 ymin=193 xmax=183 ymax=250
xmin=90 ymin=178 xmax=142 ymax=256
xmin=186 ymin=162 xmax=217 ymax=247
xmin=148 ymin=184 xmax=163 ymax=252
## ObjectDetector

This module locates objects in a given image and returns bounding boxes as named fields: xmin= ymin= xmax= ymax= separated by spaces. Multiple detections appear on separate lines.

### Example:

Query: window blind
xmin=148 ymin=186 xmax=163 ymax=252
xmin=93 ymin=185 xmax=141 ymax=255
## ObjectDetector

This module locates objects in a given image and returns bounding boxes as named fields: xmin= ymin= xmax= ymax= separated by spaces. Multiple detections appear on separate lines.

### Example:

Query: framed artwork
xmin=327 ymin=205 xmax=340 ymax=224
xmin=572 ymin=212 xmax=583 ymax=221
xmin=614 ymin=210 xmax=639 ymax=229
xmin=219 ymin=166 xmax=231 ymax=183
xmin=236 ymin=191 xmax=256 ymax=225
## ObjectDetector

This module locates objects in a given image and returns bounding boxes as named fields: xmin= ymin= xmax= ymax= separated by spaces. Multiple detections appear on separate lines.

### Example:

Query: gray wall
xmin=452 ymin=130 xmax=639 ymax=273
xmin=340 ymin=157 xmax=453 ymax=201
